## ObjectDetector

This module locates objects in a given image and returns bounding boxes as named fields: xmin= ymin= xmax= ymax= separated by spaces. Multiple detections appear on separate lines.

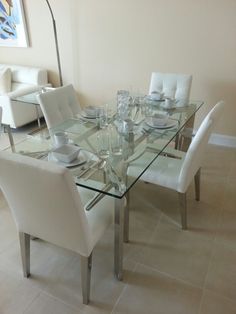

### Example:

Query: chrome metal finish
xmin=174 ymin=133 xmax=180 ymax=149
xmin=178 ymin=192 xmax=187 ymax=230
xmin=3 ymin=124 xmax=15 ymax=152
xmin=194 ymin=168 xmax=201 ymax=201
xmin=35 ymin=105 xmax=41 ymax=128
xmin=114 ymin=196 xmax=125 ymax=280
xmin=85 ymin=183 xmax=113 ymax=211
xmin=124 ymin=190 xmax=130 ymax=243
xmin=80 ymin=253 xmax=92 ymax=305
xmin=45 ymin=0 xmax=63 ymax=86
xmin=180 ymin=114 xmax=195 ymax=152
xmin=19 ymin=232 xmax=30 ymax=277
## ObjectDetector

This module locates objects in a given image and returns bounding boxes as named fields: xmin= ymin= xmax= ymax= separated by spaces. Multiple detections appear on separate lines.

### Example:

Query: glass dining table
xmin=5 ymin=98 xmax=203 ymax=280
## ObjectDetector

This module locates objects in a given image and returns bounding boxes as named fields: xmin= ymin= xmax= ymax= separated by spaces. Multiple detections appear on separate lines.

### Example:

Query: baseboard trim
xmin=209 ymin=133 xmax=236 ymax=148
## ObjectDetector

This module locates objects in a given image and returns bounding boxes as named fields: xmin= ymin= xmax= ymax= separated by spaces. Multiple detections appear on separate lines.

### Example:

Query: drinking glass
xmin=117 ymin=90 xmax=129 ymax=105
xmin=143 ymin=98 xmax=154 ymax=118
xmin=97 ymin=104 xmax=108 ymax=129
xmin=97 ymin=130 xmax=110 ymax=159
xmin=110 ymin=127 xmax=123 ymax=156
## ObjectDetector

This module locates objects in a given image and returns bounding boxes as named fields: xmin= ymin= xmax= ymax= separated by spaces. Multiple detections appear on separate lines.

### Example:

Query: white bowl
xmin=149 ymin=91 xmax=164 ymax=101
xmin=52 ymin=144 xmax=80 ymax=163
xmin=151 ymin=113 xmax=169 ymax=126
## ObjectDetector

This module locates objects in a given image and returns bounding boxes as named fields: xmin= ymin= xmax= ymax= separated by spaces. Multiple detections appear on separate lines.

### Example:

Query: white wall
xmin=1 ymin=0 xmax=236 ymax=137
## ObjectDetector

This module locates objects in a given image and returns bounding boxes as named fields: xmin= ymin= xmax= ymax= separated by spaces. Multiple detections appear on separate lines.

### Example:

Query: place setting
xmin=43 ymin=131 xmax=99 ymax=169
xmin=145 ymin=112 xmax=178 ymax=129
xmin=77 ymin=105 xmax=101 ymax=123
xmin=145 ymin=91 xmax=188 ymax=110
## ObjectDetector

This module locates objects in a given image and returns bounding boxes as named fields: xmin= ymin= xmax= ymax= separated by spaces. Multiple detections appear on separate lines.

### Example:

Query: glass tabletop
xmin=6 ymin=99 xmax=203 ymax=199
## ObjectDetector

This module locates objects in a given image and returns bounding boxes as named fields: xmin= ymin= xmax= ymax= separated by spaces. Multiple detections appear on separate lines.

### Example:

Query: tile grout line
xmin=135 ymin=261 xmax=203 ymax=291
xmin=110 ymin=262 xmax=139 ymax=314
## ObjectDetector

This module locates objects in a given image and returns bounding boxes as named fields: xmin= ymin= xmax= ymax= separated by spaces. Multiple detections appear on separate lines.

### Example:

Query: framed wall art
xmin=0 ymin=0 xmax=29 ymax=47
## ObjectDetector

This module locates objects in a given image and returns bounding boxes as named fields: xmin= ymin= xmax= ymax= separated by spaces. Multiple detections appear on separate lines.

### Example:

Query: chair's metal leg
xmin=3 ymin=124 xmax=15 ymax=152
xmin=114 ymin=196 xmax=125 ymax=281
xmin=19 ymin=232 xmax=30 ymax=277
xmin=178 ymin=192 xmax=187 ymax=230
xmin=80 ymin=253 xmax=92 ymax=305
xmin=194 ymin=168 xmax=201 ymax=201
xmin=124 ymin=190 xmax=130 ymax=243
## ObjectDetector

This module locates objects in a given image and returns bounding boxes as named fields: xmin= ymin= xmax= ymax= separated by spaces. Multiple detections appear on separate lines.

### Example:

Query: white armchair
xmin=0 ymin=64 xmax=48 ymax=128
xmin=0 ymin=151 xmax=114 ymax=304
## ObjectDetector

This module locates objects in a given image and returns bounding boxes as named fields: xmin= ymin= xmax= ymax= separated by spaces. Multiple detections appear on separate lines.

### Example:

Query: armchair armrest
xmin=8 ymin=85 xmax=43 ymax=99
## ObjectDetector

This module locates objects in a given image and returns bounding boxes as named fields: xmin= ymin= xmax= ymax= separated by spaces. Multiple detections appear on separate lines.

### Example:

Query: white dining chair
xmin=149 ymin=72 xmax=193 ymax=149
xmin=149 ymin=72 xmax=192 ymax=102
xmin=37 ymin=84 xmax=81 ymax=129
xmin=128 ymin=101 xmax=225 ymax=230
xmin=0 ymin=151 xmax=114 ymax=304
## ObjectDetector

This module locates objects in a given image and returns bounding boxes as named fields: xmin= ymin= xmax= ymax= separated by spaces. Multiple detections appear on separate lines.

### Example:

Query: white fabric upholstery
xmin=149 ymin=72 xmax=192 ymax=102
xmin=0 ymin=64 xmax=48 ymax=128
xmin=0 ymin=151 xmax=114 ymax=257
xmin=0 ymin=67 xmax=11 ymax=94
xmin=37 ymin=84 xmax=81 ymax=129
xmin=128 ymin=101 xmax=225 ymax=193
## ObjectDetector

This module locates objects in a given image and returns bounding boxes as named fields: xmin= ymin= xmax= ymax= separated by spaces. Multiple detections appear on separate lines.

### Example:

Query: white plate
xmin=47 ymin=150 xmax=98 ymax=168
xmin=160 ymin=100 xmax=188 ymax=109
xmin=146 ymin=96 xmax=165 ymax=102
xmin=80 ymin=111 xmax=97 ymax=119
xmin=145 ymin=118 xmax=177 ymax=129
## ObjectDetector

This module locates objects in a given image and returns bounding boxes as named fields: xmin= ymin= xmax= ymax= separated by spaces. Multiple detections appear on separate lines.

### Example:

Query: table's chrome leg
xmin=181 ymin=114 xmax=195 ymax=152
xmin=114 ymin=196 xmax=124 ymax=280
xmin=123 ymin=190 xmax=130 ymax=243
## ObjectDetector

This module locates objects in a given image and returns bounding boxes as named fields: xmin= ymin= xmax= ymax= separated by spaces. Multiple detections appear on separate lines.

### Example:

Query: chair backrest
xmin=149 ymin=72 xmax=192 ymax=101
xmin=0 ymin=151 xmax=93 ymax=257
xmin=37 ymin=84 xmax=81 ymax=129
xmin=178 ymin=101 xmax=225 ymax=193
xmin=0 ymin=106 xmax=2 ymax=123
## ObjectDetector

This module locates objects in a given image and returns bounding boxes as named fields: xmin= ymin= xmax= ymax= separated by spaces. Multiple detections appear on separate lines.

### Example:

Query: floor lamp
xmin=45 ymin=0 xmax=63 ymax=86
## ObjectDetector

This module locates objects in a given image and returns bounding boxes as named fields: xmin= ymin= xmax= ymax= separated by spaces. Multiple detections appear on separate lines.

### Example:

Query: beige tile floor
xmin=0 ymin=127 xmax=236 ymax=313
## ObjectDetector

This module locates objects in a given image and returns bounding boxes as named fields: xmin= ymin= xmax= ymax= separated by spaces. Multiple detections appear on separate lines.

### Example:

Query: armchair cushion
xmin=0 ymin=67 xmax=11 ymax=94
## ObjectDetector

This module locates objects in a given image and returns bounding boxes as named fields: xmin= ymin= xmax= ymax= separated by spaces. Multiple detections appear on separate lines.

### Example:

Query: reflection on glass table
xmin=6 ymin=100 xmax=204 ymax=199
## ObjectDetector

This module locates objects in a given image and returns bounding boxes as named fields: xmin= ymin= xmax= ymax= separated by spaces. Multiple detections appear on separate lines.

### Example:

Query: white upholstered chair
xmin=0 ymin=151 xmax=114 ymax=304
xmin=149 ymin=72 xmax=192 ymax=102
xmin=128 ymin=101 xmax=224 ymax=229
xmin=37 ymin=84 xmax=81 ymax=129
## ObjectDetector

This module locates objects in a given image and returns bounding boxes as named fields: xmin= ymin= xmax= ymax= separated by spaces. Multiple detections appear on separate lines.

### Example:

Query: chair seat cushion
xmin=128 ymin=153 xmax=184 ymax=191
